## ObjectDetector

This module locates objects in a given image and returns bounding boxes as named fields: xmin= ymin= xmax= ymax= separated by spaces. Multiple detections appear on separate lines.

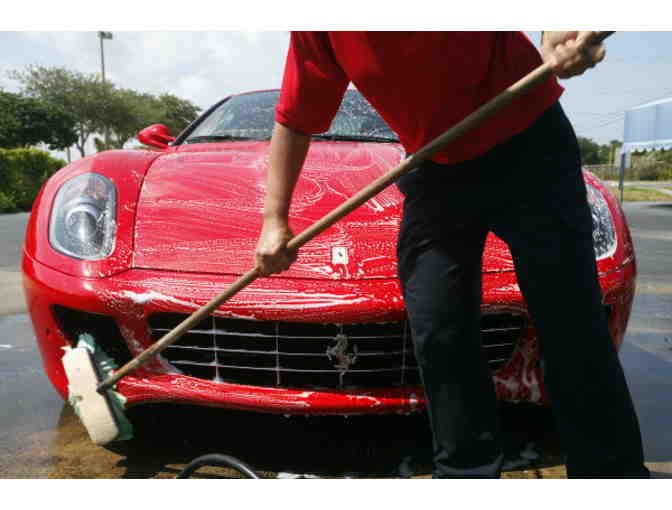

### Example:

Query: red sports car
xmin=23 ymin=89 xmax=636 ymax=417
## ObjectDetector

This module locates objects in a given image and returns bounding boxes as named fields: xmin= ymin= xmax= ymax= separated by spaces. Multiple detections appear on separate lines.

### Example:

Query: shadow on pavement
xmin=86 ymin=402 xmax=563 ymax=478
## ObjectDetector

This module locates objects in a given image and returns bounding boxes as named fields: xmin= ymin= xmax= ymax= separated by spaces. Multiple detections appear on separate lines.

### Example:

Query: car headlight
xmin=49 ymin=173 xmax=117 ymax=260
xmin=586 ymin=181 xmax=617 ymax=260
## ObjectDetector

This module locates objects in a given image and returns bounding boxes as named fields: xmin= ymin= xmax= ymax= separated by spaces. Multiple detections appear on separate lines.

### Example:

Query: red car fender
xmin=24 ymin=149 xmax=167 ymax=278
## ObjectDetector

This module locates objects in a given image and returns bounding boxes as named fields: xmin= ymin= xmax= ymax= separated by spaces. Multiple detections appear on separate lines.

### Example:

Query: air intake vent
xmin=52 ymin=305 xmax=133 ymax=367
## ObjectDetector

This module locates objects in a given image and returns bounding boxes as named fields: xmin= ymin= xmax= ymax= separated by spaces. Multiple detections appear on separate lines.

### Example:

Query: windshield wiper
xmin=184 ymin=135 xmax=262 ymax=144
xmin=312 ymin=134 xmax=398 ymax=143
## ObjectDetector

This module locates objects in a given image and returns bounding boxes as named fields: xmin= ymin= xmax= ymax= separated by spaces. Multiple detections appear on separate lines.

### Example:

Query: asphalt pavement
xmin=0 ymin=201 xmax=670 ymax=479
xmin=614 ymin=202 xmax=672 ymax=476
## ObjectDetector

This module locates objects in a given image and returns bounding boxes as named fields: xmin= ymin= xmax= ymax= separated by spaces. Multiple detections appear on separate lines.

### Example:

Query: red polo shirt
xmin=276 ymin=31 xmax=564 ymax=165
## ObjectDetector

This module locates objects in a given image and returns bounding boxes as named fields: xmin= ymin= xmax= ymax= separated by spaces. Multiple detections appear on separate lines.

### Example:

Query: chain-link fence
xmin=585 ymin=160 xmax=672 ymax=181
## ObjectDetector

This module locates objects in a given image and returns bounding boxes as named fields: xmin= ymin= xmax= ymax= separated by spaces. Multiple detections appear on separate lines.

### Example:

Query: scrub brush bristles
xmin=62 ymin=334 xmax=133 ymax=445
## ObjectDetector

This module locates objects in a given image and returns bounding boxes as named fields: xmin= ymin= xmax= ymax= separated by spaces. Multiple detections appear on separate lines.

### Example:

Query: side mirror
xmin=137 ymin=124 xmax=175 ymax=149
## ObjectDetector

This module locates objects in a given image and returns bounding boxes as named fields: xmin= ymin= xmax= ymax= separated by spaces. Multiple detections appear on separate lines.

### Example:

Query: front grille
xmin=148 ymin=313 xmax=525 ymax=390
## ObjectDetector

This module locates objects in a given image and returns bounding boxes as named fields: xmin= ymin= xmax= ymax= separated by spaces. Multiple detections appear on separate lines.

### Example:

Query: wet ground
xmin=0 ymin=305 xmax=565 ymax=479
xmin=1 ymin=202 xmax=671 ymax=479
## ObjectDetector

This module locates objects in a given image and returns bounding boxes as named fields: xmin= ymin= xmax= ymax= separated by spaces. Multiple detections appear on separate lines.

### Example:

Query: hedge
xmin=0 ymin=148 xmax=66 ymax=213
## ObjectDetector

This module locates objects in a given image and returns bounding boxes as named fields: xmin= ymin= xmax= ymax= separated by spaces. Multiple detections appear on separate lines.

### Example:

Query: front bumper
xmin=23 ymin=253 xmax=635 ymax=415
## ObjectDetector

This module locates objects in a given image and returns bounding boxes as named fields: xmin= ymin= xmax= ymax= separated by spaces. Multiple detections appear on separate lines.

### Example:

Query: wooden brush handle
xmin=98 ymin=31 xmax=614 ymax=393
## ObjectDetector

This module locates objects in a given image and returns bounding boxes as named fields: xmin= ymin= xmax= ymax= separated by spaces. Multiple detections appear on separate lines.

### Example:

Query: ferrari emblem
xmin=331 ymin=246 xmax=349 ymax=265
xmin=326 ymin=333 xmax=358 ymax=375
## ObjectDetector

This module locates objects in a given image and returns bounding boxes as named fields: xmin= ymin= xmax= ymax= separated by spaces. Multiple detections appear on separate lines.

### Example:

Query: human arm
xmin=254 ymin=32 xmax=349 ymax=276
xmin=540 ymin=31 xmax=608 ymax=79
xmin=255 ymin=122 xmax=311 ymax=276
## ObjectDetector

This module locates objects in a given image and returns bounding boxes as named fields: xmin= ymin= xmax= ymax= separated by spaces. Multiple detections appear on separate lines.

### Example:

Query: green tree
xmin=577 ymin=136 xmax=605 ymax=165
xmin=95 ymin=90 xmax=201 ymax=150
xmin=0 ymin=91 xmax=77 ymax=150
xmin=94 ymin=90 xmax=201 ymax=151
xmin=656 ymin=149 xmax=672 ymax=164
xmin=9 ymin=65 xmax=113 ymax=157
xmin=94 ymin=88 xmax=160 ymax=150
xmin=0 ymin=148 xmax=66 ymax=212
xmin=10 ymin=65 xmax=201 ymax=156
xmin=154 ymin=93 xmax=201 ymax=136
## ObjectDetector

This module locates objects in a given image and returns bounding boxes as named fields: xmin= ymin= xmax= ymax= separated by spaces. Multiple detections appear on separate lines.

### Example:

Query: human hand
xmin=541 ymin=31 xmax=608 ymax=79
xmin=255 ymin=218 xmax=297 ymax=276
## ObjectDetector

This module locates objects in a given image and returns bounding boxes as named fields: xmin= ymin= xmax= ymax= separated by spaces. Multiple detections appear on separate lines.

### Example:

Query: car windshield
xmin=184 ymin=89 xmax=399 ymax=144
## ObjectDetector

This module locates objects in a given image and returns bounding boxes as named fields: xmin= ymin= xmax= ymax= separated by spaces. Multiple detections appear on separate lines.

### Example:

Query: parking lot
xmin=1 ymin=201 xmax=671 ymax=479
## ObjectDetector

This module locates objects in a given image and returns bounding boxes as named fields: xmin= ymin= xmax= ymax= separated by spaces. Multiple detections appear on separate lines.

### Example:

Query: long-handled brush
xmin=63 ymin=32 xmax=614 ymax=445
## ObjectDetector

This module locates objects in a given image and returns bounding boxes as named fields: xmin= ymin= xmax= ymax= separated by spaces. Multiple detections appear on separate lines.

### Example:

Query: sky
xmin=2 ymin=3 xmax=671 ymax=160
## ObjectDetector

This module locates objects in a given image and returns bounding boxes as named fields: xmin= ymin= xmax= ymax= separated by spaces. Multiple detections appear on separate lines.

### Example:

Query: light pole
xmin=98 ymin=31 xmax=113 ymax=83
xmin=98 ymin=31 xmax=113 ymax=150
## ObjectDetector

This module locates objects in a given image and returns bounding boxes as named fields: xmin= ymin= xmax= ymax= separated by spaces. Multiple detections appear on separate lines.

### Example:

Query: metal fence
xmin=584 ymin=164 xmax=620 ymax=180
xmin=584 ymin=163 xmax=672 ymax=181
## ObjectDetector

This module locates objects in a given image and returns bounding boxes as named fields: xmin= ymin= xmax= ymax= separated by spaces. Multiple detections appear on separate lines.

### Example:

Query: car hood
xmin=132 ymin=141 xmax=514 ymax=279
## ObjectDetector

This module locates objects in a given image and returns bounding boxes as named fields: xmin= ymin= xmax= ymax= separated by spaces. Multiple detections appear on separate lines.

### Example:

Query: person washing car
xmin=255 ymin=31 xmax=649 ymax=479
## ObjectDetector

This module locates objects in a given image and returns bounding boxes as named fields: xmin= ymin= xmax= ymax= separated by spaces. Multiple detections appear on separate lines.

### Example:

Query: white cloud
xmin=4 ymin=31 xmax=290 ymax=108
xmin=175 ymin=74 xmax=212 ymax=103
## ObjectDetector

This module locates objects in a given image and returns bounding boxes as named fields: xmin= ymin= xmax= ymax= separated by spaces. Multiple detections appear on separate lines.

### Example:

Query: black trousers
xmin=396 ymin=102 xmax=649 ymax=478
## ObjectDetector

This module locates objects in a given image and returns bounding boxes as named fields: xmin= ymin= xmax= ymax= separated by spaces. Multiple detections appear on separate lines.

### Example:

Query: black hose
xmin=177 ymin=453 xmax=260 ymax=479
